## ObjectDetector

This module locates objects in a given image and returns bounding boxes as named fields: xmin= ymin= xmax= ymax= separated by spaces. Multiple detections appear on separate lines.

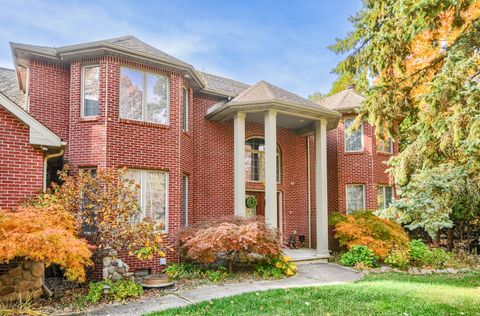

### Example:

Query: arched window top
xmin=245 ymin=137 xmax=281 ymax=183
xmin=245 ymin=137 xmax=280 ymax=153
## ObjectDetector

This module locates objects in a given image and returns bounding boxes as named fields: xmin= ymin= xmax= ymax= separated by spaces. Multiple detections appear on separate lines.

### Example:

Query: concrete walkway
xmin=82 ymin=263 xmax=361 ymax=316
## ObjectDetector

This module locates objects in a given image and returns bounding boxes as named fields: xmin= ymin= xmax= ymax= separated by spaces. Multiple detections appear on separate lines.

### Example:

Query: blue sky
xmin=0 ymin=0 xmax=361 ymax=96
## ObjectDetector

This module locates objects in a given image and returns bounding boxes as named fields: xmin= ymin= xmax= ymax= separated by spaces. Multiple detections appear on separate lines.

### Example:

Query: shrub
xmin=179 ymin=216 xmax=282 ymax=273
xmin=35 ymin=167 xmax=167 ymax=260
xmin=163 ymin=263 xmax=228 ymax=283
xmin=385 ymin=248 xmax=411 ymax=269
xmin=0 ymin=204 xmax=92 ymax=282
xmin=163 ymin=263 xmax=203 ymax=280
xmin=254 ymin=255 xmax=297 ymax=278
xmin=339 ymin=245 xmax=376 ymax=267
xmin=331 ymin=211 xmax=410 ymax=259
xmin=85 ymin=279 xmax=143 ymax=303
xmin=410 ymin=239 xmax=429 ymax=262
xmin=410 ymin=240 xmax=451 ymax=268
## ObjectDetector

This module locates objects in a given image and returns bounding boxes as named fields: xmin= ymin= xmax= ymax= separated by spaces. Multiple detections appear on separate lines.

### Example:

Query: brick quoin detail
xmin=0 ymin=108 xmax=43 ymax=209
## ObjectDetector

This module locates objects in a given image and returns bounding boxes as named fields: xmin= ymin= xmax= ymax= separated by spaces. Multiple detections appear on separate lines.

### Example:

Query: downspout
xmin=43 ymin=148 xmax=64 ymax=192
xmin=306 ymin=136 xmax=312 ymax=248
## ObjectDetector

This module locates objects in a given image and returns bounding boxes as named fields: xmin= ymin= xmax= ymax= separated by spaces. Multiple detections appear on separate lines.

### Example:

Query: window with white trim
xmin=182 ymin=87 xmax=188 ymax=131
xmin=344 ymin=118 xmax=363 ymax=152
xmin=82 ymin=65 xmax=99 ymax=117
xmin=125 ymin=169 xmax=168 ymax=229
xmin=378 ymin=185 xmax=393 ymax=209
xmin=182 ymin=175 xmax=188 ymax=227
xmin=120 ymin=67 xmax=169 ymax=124
xmin=245 ymin=137 xmax=280 ymax=183
xmin=377 ymin=136 xmax=393 ymax=154
xmin=346 ymin=184 xmax=365 ymax=212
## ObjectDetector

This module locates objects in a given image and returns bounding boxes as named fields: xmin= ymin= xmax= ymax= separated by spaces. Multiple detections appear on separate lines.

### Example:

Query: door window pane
xmin=83 ymin=66 xmax=99 ymax=116
xmin=182 ymin=175 xmax=188 ymax=227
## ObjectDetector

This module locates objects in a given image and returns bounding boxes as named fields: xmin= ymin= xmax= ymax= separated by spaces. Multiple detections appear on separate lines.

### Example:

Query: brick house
xmin=0 ymin=36 xmax=396 ymax=272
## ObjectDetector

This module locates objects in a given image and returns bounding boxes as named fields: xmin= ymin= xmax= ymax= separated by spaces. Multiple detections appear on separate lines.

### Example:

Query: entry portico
xmin=206 ymin=80 xmax=339 ymax=256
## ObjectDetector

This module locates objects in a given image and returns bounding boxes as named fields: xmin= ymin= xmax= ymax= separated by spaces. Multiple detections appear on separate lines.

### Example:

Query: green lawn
xmin=149 ymin=272 xmax=480 ymax=316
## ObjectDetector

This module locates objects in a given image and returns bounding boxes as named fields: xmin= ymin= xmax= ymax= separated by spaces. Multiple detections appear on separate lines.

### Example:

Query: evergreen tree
xmin=331 ymin=0 xmax=480 ymax=237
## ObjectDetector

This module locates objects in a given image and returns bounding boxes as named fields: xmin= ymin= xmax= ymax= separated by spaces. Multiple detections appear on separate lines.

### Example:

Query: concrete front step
xmin=283 ymin=248 xmax=330 ymax=264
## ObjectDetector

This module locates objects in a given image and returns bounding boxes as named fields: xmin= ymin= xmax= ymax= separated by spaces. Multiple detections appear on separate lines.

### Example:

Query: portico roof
xmin=206 ymin=80 xmax=340 ymax=131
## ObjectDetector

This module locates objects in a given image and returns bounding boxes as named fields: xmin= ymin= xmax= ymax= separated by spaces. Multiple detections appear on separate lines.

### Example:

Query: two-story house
xmin=0 ymin=36 xmax=397 ymax=274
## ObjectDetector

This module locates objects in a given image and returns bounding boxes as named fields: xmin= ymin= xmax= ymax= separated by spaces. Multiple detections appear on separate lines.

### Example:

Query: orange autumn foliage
xmin=0 ymin=204 xmax=93 ymax=282
xmin=331 ymin=211 xmax=409 ymax=259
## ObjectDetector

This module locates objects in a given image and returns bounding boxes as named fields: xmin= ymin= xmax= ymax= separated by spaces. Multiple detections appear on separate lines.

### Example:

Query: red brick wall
xmin=0 ymin=107 xmax=43 ymax=209
xmin=28 ymin=61 xmax=70 ymax=141
xmin=334 ymin=113 xmax=397 ymax=213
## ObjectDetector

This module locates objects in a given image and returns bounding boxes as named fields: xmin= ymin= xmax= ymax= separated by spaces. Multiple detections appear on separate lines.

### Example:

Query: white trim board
xmin=0 ymin=92 xmax=63 ymax=148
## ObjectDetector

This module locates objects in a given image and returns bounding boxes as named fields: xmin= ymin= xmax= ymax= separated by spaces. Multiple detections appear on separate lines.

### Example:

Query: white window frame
xmin=377 ymin=185 xmax=394 ymax=209
xmin=377 ymin=136 xmax=394 ymax=154
xmin=346 ymin=184 xmax=366 ymax=213
xmin=81 ymin=64 xmax=100 ymax=117
xmin=245 ymin=137 xmax=281 ymax=184
xmin=182 ymin=87 xmax=189 ymax=132
xmin=127 ymin=169 xmax=169 ymax=232
xmin=344 ymin=117 xmax=364 ymax=153
xmin=119 ymin=66 xmax=170 ymax=125
xmin=182 ymin=174 xmax=188 ymax=227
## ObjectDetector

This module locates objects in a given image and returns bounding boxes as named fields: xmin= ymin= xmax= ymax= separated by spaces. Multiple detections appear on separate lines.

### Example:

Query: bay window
xmin=126 ymin=169 xmax=168 ymax=229
xmin=82 ymin=65 xmax=99 ymax=117
xmin=120 ymin=67 xmax=169 ymax=124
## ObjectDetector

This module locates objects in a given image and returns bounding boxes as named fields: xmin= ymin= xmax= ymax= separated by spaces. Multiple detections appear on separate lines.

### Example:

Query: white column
xmin=264 ymin=110 xmax=277 ymax=228
xmin=234 ymin=112 xmax=246 ymax=216
xmin=315 ymin=119 xmax=329 ymax=256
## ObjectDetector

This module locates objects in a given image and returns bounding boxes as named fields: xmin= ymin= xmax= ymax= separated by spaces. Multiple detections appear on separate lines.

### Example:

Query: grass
xmin=148 ymin=271 xmax=480 ymax=316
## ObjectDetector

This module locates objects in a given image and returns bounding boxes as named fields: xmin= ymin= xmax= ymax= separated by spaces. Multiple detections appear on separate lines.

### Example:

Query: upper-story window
xmin=377 ymin=136 xmax=393 ymax=154
xmin=82 ymin=65 xmax=100 ymax=117
xmin=120 ymin=67 xmax=169 ymax=125
xmin=344 ymin=118 xmax=364 ymax=152
xmin=245 ymin=137 xmax=280 ymax=183
xmin=182 ymin=87 xmax=188 ymax=131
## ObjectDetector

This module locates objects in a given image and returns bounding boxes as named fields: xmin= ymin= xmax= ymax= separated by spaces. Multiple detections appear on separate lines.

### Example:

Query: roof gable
xmin=317 ymin=88 xmax=365 ymax=112
xmin=0 ymin=92 xmax=62 ymax=147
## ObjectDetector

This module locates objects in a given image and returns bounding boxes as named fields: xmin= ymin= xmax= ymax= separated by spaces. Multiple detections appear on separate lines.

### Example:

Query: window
xmin=126 ymin=169 xmax=168 ymax=229
xmin=377 ymin=136 xmax=393 ymax=154
xmin=378 ymin=185 xmax=393 ymax=209
xmin=120 ymin=67 xmax=169 ymax=124
xmin=346 ymin=184 xmax=365 ymax=212
xmin=182 ymin=175 xmax=188 ymax=227
xmin=245 ymin=138 xmax=280 ymax=183
xmin=79 ymin=167 xmax=97 ymax=236
xmin=344 ymin=118 xmax=363 ymax=152
xmin=182 ymin=87 xmax=188 ymax=131
xmin=82 ymin=65 xmax=99 ymax=117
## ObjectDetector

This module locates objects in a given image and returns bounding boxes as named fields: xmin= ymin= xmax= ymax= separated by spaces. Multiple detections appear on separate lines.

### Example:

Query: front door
xmin=246 ymin=191 xmax=280 ymax=228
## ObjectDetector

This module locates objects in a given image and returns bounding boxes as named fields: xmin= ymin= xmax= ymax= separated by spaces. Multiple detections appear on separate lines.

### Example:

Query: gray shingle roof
xmin=0 ymin=67 xmax=25 ymax=108
xmin=316 ymin=88 xmax=364 ymax=112
xmin=102 ymin=35 xmax=189 ymax=66
xmin=199 ymin=71 xmax=250 ymax=97
xmin=230 ymin=80 xmax=337 ymax=114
